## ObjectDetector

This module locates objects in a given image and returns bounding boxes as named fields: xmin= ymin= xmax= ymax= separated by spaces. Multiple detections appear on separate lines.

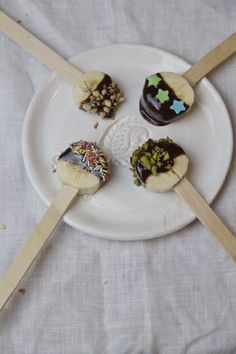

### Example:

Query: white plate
xmin=22 ymin=44 xmax=233 ymax=241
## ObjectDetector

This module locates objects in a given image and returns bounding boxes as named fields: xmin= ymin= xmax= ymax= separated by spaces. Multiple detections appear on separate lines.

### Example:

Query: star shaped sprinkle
xmin=155 ymin=89 xmax=169 ymax=103
xmin=170 ymin=100 xmax=186 ymax=114
xmin=147 ymin=74 xmax=161 ymax=88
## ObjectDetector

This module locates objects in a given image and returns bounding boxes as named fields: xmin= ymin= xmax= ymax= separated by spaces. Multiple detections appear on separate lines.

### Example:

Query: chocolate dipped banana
xmin=130 ymin=137 xmax=236 ymax=262
xmin=130 ymin=137 xmax=189 ymax=192
xmin=139 ymin=72 xmax=194 ymax=126
xmin=0 ymin=13 xmax=124 ymax=121
xmin=56 ymin=140 xmax=111 ymax=195
xmin=139 ymin=33 xmax=236 ymax=126
xmin=73 ymin=71 xmax=124 ymax=119
xmin=0 ymin=140 xmax=111 ymax=310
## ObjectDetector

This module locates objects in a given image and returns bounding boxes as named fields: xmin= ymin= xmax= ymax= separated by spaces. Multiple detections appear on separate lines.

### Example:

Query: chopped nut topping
xmin=79 ymin=75 xmax=124 ymax=119
xmin=104 ymin=99 xmax=112 ymax=107
xmin=93 ymin=122 xmax=99 ymax=129
xmin=99 ymin=111 xmax=106 ymax=118
xmin=130 ymin=138 xmax=184 ymax=185
xmin=103 ymin=106 xmax=109 ymax=113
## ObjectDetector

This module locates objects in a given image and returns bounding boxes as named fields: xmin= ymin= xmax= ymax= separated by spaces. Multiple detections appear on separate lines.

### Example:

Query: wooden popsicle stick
xmin=0 ymin=184 xmax=78 ymax=311
xmin=174 ymin=177 xmax=236 ymax=262
xmin=182 ymin=33 xmax=236 ymax=86
xmin=0 ymin=11 xmax=82 ymax=85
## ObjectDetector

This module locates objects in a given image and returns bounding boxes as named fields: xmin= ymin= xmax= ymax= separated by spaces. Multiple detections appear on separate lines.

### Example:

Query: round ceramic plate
xmin=22 ymin=44 xmax=233 ymax=240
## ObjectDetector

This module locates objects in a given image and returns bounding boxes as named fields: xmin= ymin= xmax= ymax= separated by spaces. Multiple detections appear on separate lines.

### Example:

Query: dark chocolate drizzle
xmin=133 ymin=139 xmax=185 ymax=183
xmin=139 ymin=73 xmax=189 ymax=126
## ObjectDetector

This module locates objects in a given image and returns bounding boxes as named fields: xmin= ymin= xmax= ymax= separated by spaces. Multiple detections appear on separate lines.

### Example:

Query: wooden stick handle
xmin=182 ymin=33 xmax=236 ymax=86
xmin=0 ymin=185 xmax=78 ymax=311
xmin=0 ymin=11 xmax=82 ymax=85
xmin=174 ymin=177 xmax=236 ymax=262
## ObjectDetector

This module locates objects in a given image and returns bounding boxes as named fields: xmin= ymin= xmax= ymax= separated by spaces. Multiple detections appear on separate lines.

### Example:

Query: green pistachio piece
xmin=140 ymin=155 xmax=152 ymax=170
xmin=145 ymin=152 xmax=152 ymax=157
xmin=151 ymin=157 xmax=156 ymax=164
xmin=152 ymin=152 xmax=158 ymax=160
xmin=133 ymin=147 xmax=141 ymax=156
xmin=151 ymin=166 xmax=158 ymax=176
xmin=163 ymin=152 xmax=170 ymax=161
xmin=131 ymin=155 xmax=138 ymax=166
xmin=133 ymin=178 xmax=141 ymax=186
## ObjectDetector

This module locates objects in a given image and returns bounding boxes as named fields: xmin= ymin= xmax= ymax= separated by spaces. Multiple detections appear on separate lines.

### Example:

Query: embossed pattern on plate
xmin=100 ymin=115 xmax=152 ymax=166
xmin=22 ymin=44 xmax=233 ymax=240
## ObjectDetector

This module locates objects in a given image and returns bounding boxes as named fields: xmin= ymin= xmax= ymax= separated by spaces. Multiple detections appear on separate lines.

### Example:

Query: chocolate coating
xmin=58 ymin=141 xmax=110 ymax=182
xmin=131 ymin=138 xmax=185 ymax=184
xmin=139 ymin=73 xmax=189 ymax=126
xmin=75 ymin=71 xmax=124 ymax=119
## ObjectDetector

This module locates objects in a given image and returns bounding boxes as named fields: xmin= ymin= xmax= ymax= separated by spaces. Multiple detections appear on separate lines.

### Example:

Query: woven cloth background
xmin=0 ymin=1 xmax=236 ymax=353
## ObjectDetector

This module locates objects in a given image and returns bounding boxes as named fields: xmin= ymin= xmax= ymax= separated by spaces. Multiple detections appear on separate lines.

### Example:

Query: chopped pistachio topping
xmin=140 ymin=156 xmax=152 ymax=170
xmin=130 ymin=137 xmax=183 ymax=185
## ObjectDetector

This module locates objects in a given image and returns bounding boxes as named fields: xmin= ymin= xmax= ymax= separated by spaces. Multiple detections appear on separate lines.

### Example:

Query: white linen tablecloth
xmin=0 ymin=1 xmax=236 ymax=353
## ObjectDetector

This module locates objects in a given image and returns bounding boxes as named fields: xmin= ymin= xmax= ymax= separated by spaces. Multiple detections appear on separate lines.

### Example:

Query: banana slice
xmin=130 ymin=138 xmax=189 ymax=192
xmin=139 ymin=72 xmax=194 ymax=126
xmin=72 ymin=71 xmax=124 ymax=119
xmin=146 ymin=155 xmax=189 ymax=192
xmin=55 ymin=141 xmax=111 ymax=195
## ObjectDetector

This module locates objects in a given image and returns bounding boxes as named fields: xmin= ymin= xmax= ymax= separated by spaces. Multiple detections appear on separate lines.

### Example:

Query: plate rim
xmin=22 ymin=43 xmax=234 ymax=240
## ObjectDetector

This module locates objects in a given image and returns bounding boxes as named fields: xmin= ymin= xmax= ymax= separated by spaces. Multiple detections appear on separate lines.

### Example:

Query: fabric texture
xmin=0 ymin=1 xmax=236 ymax=353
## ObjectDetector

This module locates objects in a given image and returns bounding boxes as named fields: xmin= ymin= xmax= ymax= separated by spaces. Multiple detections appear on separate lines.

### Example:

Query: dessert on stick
xmin=130 ymin=137 xmax=236 ymax=262
xmin=0 ymin=11 xmax=123 ymax=119
xmin=140 ymin=33 xmax=236 ymax=125
xmin=131 ymin=137 xmax=189 ymax=192
xmin=0 ymin=141 xmax=111 ymax=311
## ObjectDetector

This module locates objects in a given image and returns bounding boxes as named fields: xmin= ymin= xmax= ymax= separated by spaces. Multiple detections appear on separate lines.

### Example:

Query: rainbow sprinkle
xmin=62 ymin=141 xmax=110 ymax=182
